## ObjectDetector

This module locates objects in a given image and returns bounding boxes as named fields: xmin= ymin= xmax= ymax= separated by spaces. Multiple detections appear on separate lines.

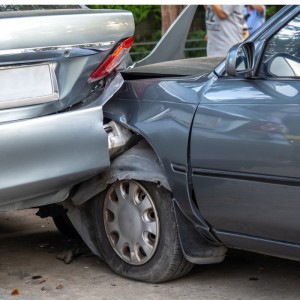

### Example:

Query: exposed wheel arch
xmin=62 ymin=139 xmax=171 ymax=259
xmin=71 ymin=139 xmax=171 ymax=207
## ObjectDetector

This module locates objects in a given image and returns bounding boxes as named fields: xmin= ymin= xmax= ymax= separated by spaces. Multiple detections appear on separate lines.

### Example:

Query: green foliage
xmin=88 ymin=5 xmax=160 ymax=24
xmin=89 ymin=5 xmax=286 ymax=27
xmin=266 ymin=5 xmax=284 ymax=19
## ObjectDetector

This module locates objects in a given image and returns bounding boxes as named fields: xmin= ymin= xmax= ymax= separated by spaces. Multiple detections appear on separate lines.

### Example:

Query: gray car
xmin=2 ymin=5 xmax=300 ymax=284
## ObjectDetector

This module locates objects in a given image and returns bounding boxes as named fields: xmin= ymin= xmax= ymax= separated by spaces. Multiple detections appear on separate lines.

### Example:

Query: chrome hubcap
xmin=103 ymin=180 xmax=159 ymax=265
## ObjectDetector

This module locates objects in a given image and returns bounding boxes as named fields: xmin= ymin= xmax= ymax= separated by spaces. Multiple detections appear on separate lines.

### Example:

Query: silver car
xmin=0 ymin=8 xmax=134 ymax=211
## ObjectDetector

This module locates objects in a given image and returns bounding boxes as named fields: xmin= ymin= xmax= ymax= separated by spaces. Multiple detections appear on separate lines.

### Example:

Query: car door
xmin=191 ymin=7 xmax=300 ymax=246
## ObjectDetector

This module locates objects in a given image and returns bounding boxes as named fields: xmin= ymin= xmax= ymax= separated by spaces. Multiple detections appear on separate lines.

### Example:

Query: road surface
xmin=0 ymin=209 xmax=299 ymax=300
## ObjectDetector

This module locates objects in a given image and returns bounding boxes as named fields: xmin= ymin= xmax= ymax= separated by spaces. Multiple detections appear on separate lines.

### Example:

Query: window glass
xmin=0 ymin=5 xmax=86 ymax=11
xmin=261 ymin=14 xmax=300 ymax=77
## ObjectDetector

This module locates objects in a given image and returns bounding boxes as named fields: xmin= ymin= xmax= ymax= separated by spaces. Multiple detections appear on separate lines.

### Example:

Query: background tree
xmin=161 ymin=5 xmax=185 ymax=34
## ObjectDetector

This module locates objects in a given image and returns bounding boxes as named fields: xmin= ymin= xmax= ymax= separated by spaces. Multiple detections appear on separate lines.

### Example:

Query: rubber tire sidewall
xmin=92 ymin=181 xmax=186 ymax=283
xmin=52 ymin=213 xmax=80 ymax=239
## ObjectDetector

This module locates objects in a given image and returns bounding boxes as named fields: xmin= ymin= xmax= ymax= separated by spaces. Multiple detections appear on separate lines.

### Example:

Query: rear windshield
xmin=0 ymin=5 xmax=87 ymax=11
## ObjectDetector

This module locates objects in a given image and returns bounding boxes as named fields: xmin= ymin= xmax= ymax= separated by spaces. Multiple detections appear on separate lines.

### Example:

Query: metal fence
xmin=130 ymin=38 xmax=207 ymax=60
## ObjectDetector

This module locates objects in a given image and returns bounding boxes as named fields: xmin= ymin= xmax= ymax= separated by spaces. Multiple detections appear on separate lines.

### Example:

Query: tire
xmin=92 ymin=179 xmax=193 ymax=283
xmin=52 ymin=213 xmax=80 ymax=239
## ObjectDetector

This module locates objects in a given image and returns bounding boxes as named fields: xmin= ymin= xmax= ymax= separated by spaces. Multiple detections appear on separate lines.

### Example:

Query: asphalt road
xmin=1 ymin=209 xmax=300 ymax=300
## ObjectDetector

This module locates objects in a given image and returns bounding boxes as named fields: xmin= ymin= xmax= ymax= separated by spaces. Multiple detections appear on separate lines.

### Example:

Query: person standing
xmin=205 ymin=5 xmax=244 ymax=57
xmin=244 ymin=5 xmax=266 ymax=35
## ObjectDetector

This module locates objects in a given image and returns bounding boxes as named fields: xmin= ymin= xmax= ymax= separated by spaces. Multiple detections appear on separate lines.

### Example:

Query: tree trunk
xmin=161 ymin=5 xmax=185 ymax=34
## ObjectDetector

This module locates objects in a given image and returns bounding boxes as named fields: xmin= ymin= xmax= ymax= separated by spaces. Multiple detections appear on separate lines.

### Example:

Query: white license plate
xmin=0 ymin=63 xmax=58 ymax=109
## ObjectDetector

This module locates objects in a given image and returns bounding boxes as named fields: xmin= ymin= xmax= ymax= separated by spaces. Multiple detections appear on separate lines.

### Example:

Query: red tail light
xmin=88 ymin=36 xmax=134 ymax=83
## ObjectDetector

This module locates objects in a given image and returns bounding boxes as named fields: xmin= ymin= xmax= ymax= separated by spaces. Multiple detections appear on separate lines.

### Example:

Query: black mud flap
xmin=173 ymin=201 xmax=227 ymax=264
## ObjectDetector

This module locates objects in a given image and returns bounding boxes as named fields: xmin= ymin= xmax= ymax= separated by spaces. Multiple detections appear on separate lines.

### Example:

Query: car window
xmin=0 ymin=5 xmax=87 ymax=11
xmin=260 ymin=13 xmax=300 ymax=77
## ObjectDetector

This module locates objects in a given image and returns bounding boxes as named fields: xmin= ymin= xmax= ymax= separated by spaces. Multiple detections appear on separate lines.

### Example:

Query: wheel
xmin=52 ymin=213 xmax=80 ymax=239
xmin=92 ymin=180 xmax=193 ymax=283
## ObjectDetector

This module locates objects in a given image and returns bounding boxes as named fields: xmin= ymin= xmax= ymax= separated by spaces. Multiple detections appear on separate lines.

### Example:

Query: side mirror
xmin=225 ymin=42 xmax=255 ymax=78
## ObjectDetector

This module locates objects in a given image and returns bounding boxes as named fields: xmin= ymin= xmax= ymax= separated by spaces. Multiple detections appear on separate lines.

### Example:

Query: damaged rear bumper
xmin=0 ymin=106 xmax=110 ymax=211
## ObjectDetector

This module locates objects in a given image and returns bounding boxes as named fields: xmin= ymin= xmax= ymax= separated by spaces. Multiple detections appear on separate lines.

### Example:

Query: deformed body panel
xmin=0 ymin=106 xmax=109 ymax=211
xmin=0 ymin=9 xmax=135 ymax=123
xmin=102 ymin=74 xmax=218 ymax=239
xmin=0 ymin=8 xmax=134 ymax=211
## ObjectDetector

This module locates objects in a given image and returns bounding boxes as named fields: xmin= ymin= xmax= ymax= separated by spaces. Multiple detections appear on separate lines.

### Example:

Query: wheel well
xmin=61 ymin=137 xmax=171 ymax=260
xmin=70 ymin=138 xmax=170 ymax=207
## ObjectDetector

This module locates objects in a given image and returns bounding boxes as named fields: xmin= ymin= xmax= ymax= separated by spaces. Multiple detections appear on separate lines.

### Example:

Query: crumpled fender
xmin=64 ymin=140 xmax=227 ymax=263
xmin=71 ymin=140 xmax=171 ymax=207
xmin=62 ymin=140 xmax=170 ymax=258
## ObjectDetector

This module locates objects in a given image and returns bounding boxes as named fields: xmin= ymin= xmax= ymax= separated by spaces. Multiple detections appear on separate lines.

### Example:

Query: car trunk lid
xmin=0 ymin=9 xmax=135 ymax=114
